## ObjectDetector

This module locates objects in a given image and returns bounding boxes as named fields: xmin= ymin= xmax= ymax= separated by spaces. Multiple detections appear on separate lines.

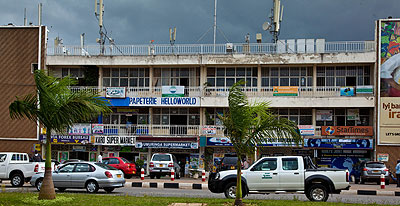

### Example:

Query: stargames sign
xmin=321 ymin=126 xmax=373 ymax=136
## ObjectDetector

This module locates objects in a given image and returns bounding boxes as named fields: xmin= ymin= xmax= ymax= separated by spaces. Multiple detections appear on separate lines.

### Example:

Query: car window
xmin=252 ymin=159 xmax=277 ymax=171
xmin=74 ymin=163 xmax=93 ymax=172
xmin=0 ymin=154 xmax=6 ymax=162
xmin=59 ymin=164 xmax=75 ymax=173
xmin=95 ymin=163 xmax=118 ymax=170
xmin=109 ymin=158 xmax=120 ymax=164
xmin=152 ymin=155 xmax=171 ymax=161
xmin=224 ymin=157 xmax=237 ymax=165
xmin=282 ymin=158 xmax=298 ymax=170
xmin=120 ymin=157 xmax=132 ymax=164
xmin=366 ymin=163 xmax=385 ymax=168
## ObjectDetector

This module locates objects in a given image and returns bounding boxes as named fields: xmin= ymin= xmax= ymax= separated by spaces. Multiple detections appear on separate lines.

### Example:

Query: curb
xmin=341 ymin=190 xmax=400 ymax=197
xmin=131 ymin=182 xmax=208 ymax=190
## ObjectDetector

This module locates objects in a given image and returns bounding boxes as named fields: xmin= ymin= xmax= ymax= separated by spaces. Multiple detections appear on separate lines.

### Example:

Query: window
xmin=74 ymin=163 xmax=93 ymax=172
xmin=103 ymin=68 xmax=150 ymax=88
xmin=59 ymin=164 xmax=75 ymax=173
xmin=207 ymin=67 xmax=257 ymax=87
xmin=316 ymin=108 xmax=371 ymax=126
xmin=0 ymin=154 xmax=6 ymax=162
xmin=262 ymin=67 xmax=312 ymax=87
xmin=316 ymin=65 xmax=371 ymax=86
xmin=152 ymin=154 xmax=171 ymax=161
xmin=109 ymin=158 xmax=120 ymax=164
xmin=152 ymin=108 xmax=200 ymax=125
xmin=252 ymin=159 xmax=277 ymax=171
xmin=282 ymin=158 xmax=298 ymax=170
xmin=153 ymin=67 xmax=200 ymax=87
xmin=275 ymin=109 xmax=312 ymax=125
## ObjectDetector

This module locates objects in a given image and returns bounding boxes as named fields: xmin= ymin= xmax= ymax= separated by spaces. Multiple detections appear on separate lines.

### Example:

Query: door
xmin=107 ymin=158 xmax=122 ymax=170
xmin=70 ymin=163 xmax=95 ymax=187
xmin=246 ymin=158 xmax=279 ymax=191
xmin=0 ymin=154 xmax=7 ymax=178
xmin=53 ymin=163 xmax=75 ymax=188
xmin=279 ymin=157 xmax=304 ymax=190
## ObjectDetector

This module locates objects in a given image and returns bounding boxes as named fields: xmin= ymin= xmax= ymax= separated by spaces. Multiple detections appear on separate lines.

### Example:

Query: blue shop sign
xmin=101 ymin=97 xmax=200 ymax=107
xmin=340 ymin=87 xmax=355 ymax=96
xmin=304 ymin=138 xmax=373 ymax=149
xmin=40 ymin=135 xmax=90 ymax=144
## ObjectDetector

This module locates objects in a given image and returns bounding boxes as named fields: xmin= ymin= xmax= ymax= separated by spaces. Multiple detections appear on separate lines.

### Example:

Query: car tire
xmin=360 ymin=178 xmax=365 ymax=184
xmin=306 ymin=184 xmax=329 ymax=202
xmin=35 ymin=178 xmax=43 ymax=191
xmin=150 ymin=173 xmax=155 ymax=179
xmin=57 ymin=187 xmax=66 ymax=192
xmin=156 ymin=175 xmax=161 ymax=179
xmin=385 ymin=180 xmax=389 ymax=185
xmin=11 ymin=173 xmax=24 ymax=187
xmin=175 ymin=171 xmax=180 ymax=179
xmin=104 ymin=187 xmax=115 ymax=193
xmin=223 ymin=182 xmax=247 ymax=199
xmin=125 ymin=174 xmax=132 ymax=179
xmin=85 ymin=180 xmax=99 ymax=193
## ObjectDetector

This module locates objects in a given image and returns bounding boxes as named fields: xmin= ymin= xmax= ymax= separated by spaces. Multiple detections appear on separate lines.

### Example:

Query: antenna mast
xmin=213 ymin=0 xmax=217 ymax=53
xmin=95 ymin=0 xmax=105 ymax=54
xmin=263 ymin=0 xmax=283 ymax=43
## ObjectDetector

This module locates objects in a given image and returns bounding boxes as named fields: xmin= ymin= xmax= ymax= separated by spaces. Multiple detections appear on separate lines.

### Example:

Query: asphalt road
xmin=2 ymin=185 xmax=400 ymax=205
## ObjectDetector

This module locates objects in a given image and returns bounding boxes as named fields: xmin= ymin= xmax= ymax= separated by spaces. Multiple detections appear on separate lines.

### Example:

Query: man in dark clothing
xmin=32 ymin=150 xmax=43 ymax=162
xmin=396 ymin=159 xmax=400 ymax=187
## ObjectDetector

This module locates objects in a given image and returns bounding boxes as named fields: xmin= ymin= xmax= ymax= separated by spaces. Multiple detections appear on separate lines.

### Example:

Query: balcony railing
xmin=69 ymin=86 xmax=373 ymax=98
xmin=101 ymin=124 xmax=226 ymax=137
xmin=48 ymin=41 xmax=375 ymax=56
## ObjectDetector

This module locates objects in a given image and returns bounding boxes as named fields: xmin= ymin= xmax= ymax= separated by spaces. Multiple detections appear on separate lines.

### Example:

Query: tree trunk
xmin=38 ymin=129 xmax=56 ymax=200
xmin=234 ymin=157 xmax=244 ymax=206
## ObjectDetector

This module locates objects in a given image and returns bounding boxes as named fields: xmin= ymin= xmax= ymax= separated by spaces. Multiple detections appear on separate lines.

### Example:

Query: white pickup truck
xmin=0 ymin=152 xmax=47 ymax=187
xmin=208 ymin=156 xmax=350 ymax=202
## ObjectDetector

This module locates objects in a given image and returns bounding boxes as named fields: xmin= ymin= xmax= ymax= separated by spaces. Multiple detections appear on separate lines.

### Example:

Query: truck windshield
xmin=0 ymin=154 xmax=6 ymax=162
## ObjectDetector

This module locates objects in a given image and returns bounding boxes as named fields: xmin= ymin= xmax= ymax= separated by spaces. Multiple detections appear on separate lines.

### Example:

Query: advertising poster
xmin=272 ymin=86 xmax=299 ymax=96
xmin=378 ymin=19 xmax=400 ymax=145
xmin=347 ymin=109 xmax=360 ymax=120
xmin=68 ymin=123 xmax=91 ymax=135
xmin=321 ymin=126 xmax=373 ymax=136
xmin=316 ymin=110 xmax=333 ymax=121
xmin=92 ymin=124 xmax=104 ymax=134
xmin=298 ymin=125 xmax=315 ymax=136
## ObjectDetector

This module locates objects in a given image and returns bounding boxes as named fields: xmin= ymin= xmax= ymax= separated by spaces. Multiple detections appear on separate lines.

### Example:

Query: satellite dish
xmin=262 ymin=21 xmax=271 ymax=31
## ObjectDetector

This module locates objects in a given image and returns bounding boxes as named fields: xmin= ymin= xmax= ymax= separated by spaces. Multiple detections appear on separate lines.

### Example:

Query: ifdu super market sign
xmin=93 ymin=136 xmax=135 ymax=146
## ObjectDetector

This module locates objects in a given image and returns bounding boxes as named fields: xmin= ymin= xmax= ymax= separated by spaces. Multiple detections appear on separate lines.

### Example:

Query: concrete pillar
xmin=313 ymin=64 xmax=317 ymax=92
xmin=200 ymin=65 xmax=207 ymax=95
xmin=147 ymin=148 xmax=152 ymax=175
xmin=257 ymin=65 xmax=262 ymax=91
xmin=149 ymin=66 xmax=153 ymax=94
xmin=149 ymin=107 xmax=153 ymax=135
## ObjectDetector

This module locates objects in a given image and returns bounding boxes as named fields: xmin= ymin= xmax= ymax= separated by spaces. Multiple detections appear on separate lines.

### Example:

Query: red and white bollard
xmin=202 ymin=170 xmax=206 ymax=182
xmin=141 ymin=168 xmax=145 ymax=180
xmin=380 ymin=174 xmax=385 ymax=189
xmin=171 ymin=168 xmax=175 ymax=181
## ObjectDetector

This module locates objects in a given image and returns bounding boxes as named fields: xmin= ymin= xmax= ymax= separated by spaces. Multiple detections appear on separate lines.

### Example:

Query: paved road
xmin=2 ymin=184 xmax=400 ymax=205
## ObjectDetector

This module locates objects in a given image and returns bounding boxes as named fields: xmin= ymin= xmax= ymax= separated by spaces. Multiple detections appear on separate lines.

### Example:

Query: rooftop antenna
xmin=38 ymin=3 xmax=42 ymax=26
xmin=95 ymin=0 xmax=105 ymax=54
xmin=169 ymin=27 xmax=176 ymax=53
xmin=24 ymin=8 xmax=27 ymax=26
xmin=213 ymin=0 xmax=217 ymax=53
xmin=262 ymin=0 xmax=283 ymax=43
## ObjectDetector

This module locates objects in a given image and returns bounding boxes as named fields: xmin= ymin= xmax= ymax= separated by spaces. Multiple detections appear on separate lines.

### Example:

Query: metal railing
xmin=48 ymin=41 xmax=375 ymax=56
xmin=68 ymin=85 xmax=373 ymax=98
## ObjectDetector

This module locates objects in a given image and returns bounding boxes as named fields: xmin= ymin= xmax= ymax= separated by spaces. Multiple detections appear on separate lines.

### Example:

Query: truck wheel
xmin=150 ymin=173 xmax=155 ymax=179
xmin=307 ymin=184 xmax=329 ymax=202
xmin=223 ymin=182 xmax=247 ymax=199
xmin=11 ymin=173 xmax=24 ymax=187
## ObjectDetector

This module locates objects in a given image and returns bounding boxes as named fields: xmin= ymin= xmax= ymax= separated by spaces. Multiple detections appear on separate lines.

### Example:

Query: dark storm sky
xmin=1 ymin=0 xmax=399 ymax=46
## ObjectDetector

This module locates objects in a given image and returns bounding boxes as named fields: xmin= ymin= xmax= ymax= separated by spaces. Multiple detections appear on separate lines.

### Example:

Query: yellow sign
xmin=35 ymin=144 xmax=41 ymax=152
xmin=273 ymin=86 xmax=299 ymax=96
xmin=380 ymin=97 xmax=400 ymax=144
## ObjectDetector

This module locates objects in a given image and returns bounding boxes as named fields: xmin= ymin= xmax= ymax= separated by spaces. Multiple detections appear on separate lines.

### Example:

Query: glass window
xmin=59 ymin=164 xmax=75 ymax=173
xmin=280 ymin=68 xmax=289 ymax=76
xmin=207 ymin=68 xmax=215 ymax=77
xmin=0 ymin=154 xmax=6 ymax=162
xmin=120 ymin=68 xmax=128 ymax=77
xmin=217 ymin=68 xmax=225 ymax=76
xmin=112 ymin=68 xmax=119 ymax=77
xmin=282 ymin=158 xmax=298 ymax=170
xmin=253 ymin=159 xmax=277 ymax=171
xmin=74 ymin=163 xmax=92 ymax=172
xmin=103 ymin=78 xmax=110 ymax=87
xmin=109 ymin=158 xmax=120 ymax=164
xmin=226 ymin=68 xmax=235 ymax=76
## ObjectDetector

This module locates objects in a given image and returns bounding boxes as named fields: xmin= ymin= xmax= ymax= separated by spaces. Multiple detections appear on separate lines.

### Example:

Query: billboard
xmin=321 ymin=126 xmax=373 ymax=136
xmin=378 ymin=19 xmax=400 ymax=145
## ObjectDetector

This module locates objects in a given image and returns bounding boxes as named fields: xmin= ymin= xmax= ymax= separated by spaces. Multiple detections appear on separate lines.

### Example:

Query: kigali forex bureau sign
xmin=321 ymin=126 xmax=373 ymax=136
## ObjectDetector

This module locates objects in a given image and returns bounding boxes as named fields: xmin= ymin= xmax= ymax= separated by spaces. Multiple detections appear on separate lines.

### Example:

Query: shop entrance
xmin=119 ymin=152 xmax=138 ymax=162
xmin=170 ymin=115 xmax=187 ymax=135
xmin=173 ymin=153 xmax=189 ymax=177
xmin=69 ymin=151 xmax=88 ymax=161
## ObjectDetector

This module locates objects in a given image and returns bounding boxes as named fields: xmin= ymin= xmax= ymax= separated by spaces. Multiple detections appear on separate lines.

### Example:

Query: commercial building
xmin=45 ymin=39 xmax=377 ymax=174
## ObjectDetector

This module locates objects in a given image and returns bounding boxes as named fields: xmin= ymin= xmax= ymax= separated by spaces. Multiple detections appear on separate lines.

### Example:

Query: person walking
xmin=396 ymin=159 xmax=400 ymax=187
xmin=242 ymin=157 xmax=250 ymax=169
xmin=32 ymin=150 xmax=43 ymax=162
xmin=97 ymin=152 xmax=103 ymax=163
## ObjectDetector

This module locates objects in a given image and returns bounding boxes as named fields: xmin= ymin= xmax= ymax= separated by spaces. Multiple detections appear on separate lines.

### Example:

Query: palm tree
xmin=219 ymin=81 xmax=301 ymax=206
xmin=9 ymin=70 xmax=111 ymax=200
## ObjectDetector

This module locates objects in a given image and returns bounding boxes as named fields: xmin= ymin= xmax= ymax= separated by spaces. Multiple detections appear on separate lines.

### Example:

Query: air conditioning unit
xmin=226 ymin=43 xmax=233 ymax=53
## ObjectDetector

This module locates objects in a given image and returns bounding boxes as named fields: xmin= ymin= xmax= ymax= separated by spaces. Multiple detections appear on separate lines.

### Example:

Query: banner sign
xmin=162 ymin=86 xmax=185 ymax=97
xmin=356 ymin=86 xmax=373 ymax=94
xmin=273 ymin=86 xmax=298 ymax=96
xmin=304 ymin=138 xmax=373 ymax=149
xmin=202 ymin=126 xmax=217 ymax=135
xmin=377 ymin=153 xmax=389 ymax=162
xmin=106 ymin=87 xmax=126 ymax=98
xmin=321 ymin=126 xmax=373 ymax=136
xmin=68 ymin=123 xmax=91 ymax=135
xmin=298 ymin=125 xmax=314 ymax=136
xmin=92 ymin=136 xmax=135 ymax=146
xmin=135 ymin=142 xmax=198 ymax=149
xmin=316 ymin=110 xmax=333 ymax=121
xmin=40 ymin=135 xmax=90 ymax=144
xmin=340 ymin=87 xmax=355 ymax=96
xmin=92 ymin=124 xmax=104 ymax=134
xmin=129 ymin=97 xmax=200 ymax=107
xmin=206 ymin=137 xmax=299 ymax=147
xmin=347 ymin=109 xmax=360 ymax=121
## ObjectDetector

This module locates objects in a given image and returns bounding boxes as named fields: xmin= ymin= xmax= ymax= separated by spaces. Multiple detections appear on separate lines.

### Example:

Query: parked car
xmin=149 ymin=153 xmax=180 ymax=179
xmin=209 ymin=156 xmax=350 ymax=202
xmin=360 ymin=161 xmax=390 ymax=185
xmin=102 ymin=157 xmax=136 ymax=178
xmin=217 ymin=156 xmax=239 ymax=171
xmin=0 ymin=152 xmax=45 ymax=187
xmin=30 ymin=161 xmax=125 ymax=193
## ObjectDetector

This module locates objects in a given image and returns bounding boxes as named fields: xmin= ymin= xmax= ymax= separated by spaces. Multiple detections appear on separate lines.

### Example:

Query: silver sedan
xmin=30 ymin=161 xmax=125 ymax=193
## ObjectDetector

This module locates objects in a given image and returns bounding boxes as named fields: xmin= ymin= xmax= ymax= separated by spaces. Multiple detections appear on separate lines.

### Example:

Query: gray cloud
xmin=1 ymin=0 xmax=399 ymax=46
